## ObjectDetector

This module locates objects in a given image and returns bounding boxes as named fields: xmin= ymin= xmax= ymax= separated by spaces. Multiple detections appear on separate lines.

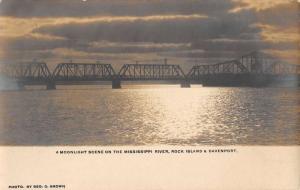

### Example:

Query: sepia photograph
xmin=0 ymin=0 xmax=299 ymax=147
xmin=0 ymin=1 xmax=299 ymax=190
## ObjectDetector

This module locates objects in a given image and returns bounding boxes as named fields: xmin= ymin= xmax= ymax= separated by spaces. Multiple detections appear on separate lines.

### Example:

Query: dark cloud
xmin=0 ymin=0 xmax=298 ymax=63
xmin=33 ymin=11 xmax=260 ymax=44
xmin=256 ymin=2 xmax=299 ymax=28
xmin=1 ymin=49 xmax=56 ymax=61
xmin=79 ymin=42 xmax=191 ymax=54
xmin=191 ymin=39 xmax=297 ymax=52
xmin=0 ymin=35 xmax=69 ymax=51
xmin=0 ymin=0 xmax=244 ymax=17
xmin=161 ymin=49 xmax=242 ymax=59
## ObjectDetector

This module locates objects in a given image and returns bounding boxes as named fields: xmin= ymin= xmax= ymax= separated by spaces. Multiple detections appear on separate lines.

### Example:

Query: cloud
xmin=0 ymin=0 xmax=240 ymax=17
xmin=191 ymin=39 xmax=297 ymax=52
xmin=0 ymin=35 xmax=68 ymax=51
xmin=0 ymin=0 xmax=298 ymax=64
xmin=83 ymin=41 xmax=191 ymax=53
xmin=232 ymin=0 xmax=296 ymax=11
xmin=32 ymin=11 xmax=260 ymax=44
xmin=256 ymin=1 xmax=299 ymax=28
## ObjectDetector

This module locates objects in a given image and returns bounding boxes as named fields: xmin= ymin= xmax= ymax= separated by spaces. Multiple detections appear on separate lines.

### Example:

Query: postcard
xmin=0 ymin=0 xmax=299 ymax=189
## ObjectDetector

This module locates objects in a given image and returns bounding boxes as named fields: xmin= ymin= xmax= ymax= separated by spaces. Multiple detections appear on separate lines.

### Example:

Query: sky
xmin=0 ymin=0 xmax=299 ymax=67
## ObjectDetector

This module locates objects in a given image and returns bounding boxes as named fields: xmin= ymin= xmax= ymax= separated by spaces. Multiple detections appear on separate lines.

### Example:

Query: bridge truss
xmin=52 ymin=63 xmax=116 ymax=81
xmin=118 ymin=64 xmax=185 ymax=80
xmin=187 ymin=51 xmax=299 ymax=80
xmin=0 ymin=51 xmax=299 ymax=89
xmin=0 ymin=62 xmax=51 ymax=81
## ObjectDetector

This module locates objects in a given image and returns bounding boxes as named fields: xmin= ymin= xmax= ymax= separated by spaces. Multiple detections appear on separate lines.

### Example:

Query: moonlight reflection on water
xmin=0 ymin=85 xmax=299 ymax=145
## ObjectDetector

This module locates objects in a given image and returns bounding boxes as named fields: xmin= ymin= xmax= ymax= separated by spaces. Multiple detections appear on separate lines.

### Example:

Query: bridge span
xmin=187 ymin=51 xmax=299 ymax=87
xmin=0 ymin=51 xmax=299 ymax=90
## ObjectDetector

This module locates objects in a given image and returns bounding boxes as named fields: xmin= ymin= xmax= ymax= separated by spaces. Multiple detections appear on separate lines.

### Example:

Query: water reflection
xmin=0 ymin=85 xmax=299 ymax=145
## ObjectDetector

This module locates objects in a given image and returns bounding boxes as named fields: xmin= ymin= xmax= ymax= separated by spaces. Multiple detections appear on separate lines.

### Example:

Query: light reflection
xmin=151 ymin=88 xmax=214 ymax=141
xmin=0 ymin=85 xmax=299 ymax=145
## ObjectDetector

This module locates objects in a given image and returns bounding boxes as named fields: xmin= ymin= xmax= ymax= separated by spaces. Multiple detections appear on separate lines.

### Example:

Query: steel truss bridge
xmin=0 ymin=51 xmax=299 ymax=90
xmin=187 ymin=51 xmax=299 ymax=86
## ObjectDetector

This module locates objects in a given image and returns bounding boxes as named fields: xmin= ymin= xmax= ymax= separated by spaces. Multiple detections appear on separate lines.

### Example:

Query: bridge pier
xmin=46 ymin=82 xmax=56 ymax=90
xmin=180 ymin=81 xmax=191 ymax=88
xmin=112 ymin=79 xmax=121 ymax=89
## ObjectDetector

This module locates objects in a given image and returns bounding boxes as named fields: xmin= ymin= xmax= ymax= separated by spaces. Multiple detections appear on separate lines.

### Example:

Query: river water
xmin=0 ymin=85 xmax=299 ymax=145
